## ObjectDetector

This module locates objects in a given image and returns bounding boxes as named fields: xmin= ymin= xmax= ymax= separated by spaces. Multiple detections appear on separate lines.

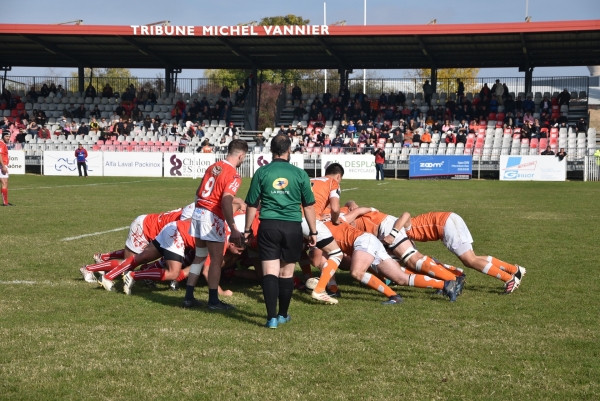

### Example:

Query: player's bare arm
xmin=302 ymin=205 xmax=318 ymax=247
xmin=244 ymin=205 xmax=258 ymax=244
xmin=222 ymin=193 xmax=243 ymax=247
xmin=383 ymin=212 xmax=411 ymax=246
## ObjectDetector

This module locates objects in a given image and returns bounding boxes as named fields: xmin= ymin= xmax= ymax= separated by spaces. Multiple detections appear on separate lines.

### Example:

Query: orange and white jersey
xmin=324 ymin=221 xmax=363 ymax=255
xmin=309 ymin=176 xmax=341 ymax=219
xmin=353 ymin=211 xmax=389 ymax=236
xmin=407 ymin=212 xmax=452 ymax=242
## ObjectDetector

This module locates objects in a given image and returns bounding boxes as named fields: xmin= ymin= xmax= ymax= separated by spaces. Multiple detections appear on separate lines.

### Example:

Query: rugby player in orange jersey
xmin=298 ymin=162 xmax=346 ymax=304
xmin=323 ymin=221 xmax=458 ymax=303
xmin=80 ymin=203 xmax=195 ymax=284
xmin=406 ymin=212 xmax=526 ymax=294
xmin=340 ymin=201 xmax=464 ymax=293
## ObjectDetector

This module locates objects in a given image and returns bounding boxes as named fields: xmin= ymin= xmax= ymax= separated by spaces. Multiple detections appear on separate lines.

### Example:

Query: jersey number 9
xmin=201 ymin=177 xmax=215 ymax=198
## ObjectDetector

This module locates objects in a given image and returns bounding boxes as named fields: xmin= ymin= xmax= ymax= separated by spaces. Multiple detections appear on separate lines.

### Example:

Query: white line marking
xmin=0 ymin=280 xmax=36 ymax=285
xmin=342 ymin=188 xmax=358 ymax=192
xmin=0 ymin=280 xmax=79 ymax=287
xmin=377 ymin=182 xmax=389 ymax=186
xmin=12 ymin=179 xmax=164 ymax=191
xmin=61 ymin=226 xmax=129 ymax=241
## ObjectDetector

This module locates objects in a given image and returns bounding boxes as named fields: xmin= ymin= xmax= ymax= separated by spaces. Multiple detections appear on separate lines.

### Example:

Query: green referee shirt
xmin=245 ymin=158 xmax=315 ymax=222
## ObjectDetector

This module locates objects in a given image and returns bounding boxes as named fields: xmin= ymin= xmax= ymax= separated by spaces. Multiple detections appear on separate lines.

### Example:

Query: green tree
xmin=406 ymin=68 xmax=480 ymax=94
xmin=70 ymin=68 xmax=135 ymax=93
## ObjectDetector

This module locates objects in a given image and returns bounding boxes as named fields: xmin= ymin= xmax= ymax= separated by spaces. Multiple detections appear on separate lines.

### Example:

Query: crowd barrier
xmin=7 ymin=149 xmax=583 ymax=181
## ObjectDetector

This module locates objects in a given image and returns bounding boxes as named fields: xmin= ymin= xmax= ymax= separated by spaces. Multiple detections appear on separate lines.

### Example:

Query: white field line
xmin=0 ymin=280 xmax=36 ymax=285
xmin=12 ymin=179 xmax=164 ymax=191
xmin=61 ymin=226 xmax=129 ymax=242
xmin=0 ymin=280 xmax=79 ymax=286
xmin=377 ymin=182 xmax=389 ymax=186
xmin=342 ymin=188 xmax=359 ymax=192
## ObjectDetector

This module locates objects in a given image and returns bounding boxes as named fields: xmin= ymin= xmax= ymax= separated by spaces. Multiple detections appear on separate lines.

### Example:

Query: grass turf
xmin=0 ymin=175 xmax=599 ymax=400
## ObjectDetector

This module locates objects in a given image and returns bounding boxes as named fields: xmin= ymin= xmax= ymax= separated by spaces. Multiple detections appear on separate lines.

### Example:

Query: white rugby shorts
xmin=354 ymin=233 xmax=391 ymax=266
xmin=442 ymin=213 xmax=474 ymax=256
xmin=301 ymin=218 xmax=332 ymax=244
xmin=189 ymin=207 xmax=227 ymax=242
xmin=155 ymin=222 xmax=186 ymax=257
xmin=0 ymin=170 xmax=8 ymax=179
xmin=125 ymin=214 xmax=149 ymax=254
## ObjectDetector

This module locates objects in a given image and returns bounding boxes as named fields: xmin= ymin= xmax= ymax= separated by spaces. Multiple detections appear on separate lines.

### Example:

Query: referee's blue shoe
xmin=265 ymin=318 xmax=278 ymax=329
xmin=277 ymin=314 xmax=291 ymax=325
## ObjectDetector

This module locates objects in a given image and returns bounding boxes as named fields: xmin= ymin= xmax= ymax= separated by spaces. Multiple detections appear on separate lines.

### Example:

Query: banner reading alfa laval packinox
xmin=320 ymin=154 xmax=376 ymax=179
xmin=409 ymin=155 xmax=472 ymax=179
xmin=252 ymin=153 xmax=305 ymax=176
xmin=500 ymin=155 xmax=566 ymax=181
xmin=103 ymin=152 xmax=163 ymax=177
xmin=7 ymin=150 xmax=25 ymax=175
xmin=43 ymin=151 xmax=103 ymax=176
xmin=164 ymin=153 xmax=216 ymax=178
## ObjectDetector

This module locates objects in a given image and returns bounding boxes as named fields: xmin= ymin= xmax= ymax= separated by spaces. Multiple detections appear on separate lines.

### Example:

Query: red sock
xmin=104 ymin=249 xmax=125 ymax=261
xmin=176 ymin=270 xmax=187 ymax=282
xmin=86 ymin=260 xmax=120 ymax=272
xmin=139 ymin=259 xmax=164 ymax=271
xmin=105 ymin=256 xmax=139 ymax=281
xmin=1 ymin=188 xmax=7 ymax=205
xmin=132 ymin=268 xmax=165 ymax=281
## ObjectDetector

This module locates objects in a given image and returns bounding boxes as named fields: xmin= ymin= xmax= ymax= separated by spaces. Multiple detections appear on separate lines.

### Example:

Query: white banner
xmin=252 ymin=153 xmax=304 ymax=176
xmin=103 ymin=152 xmax=163 ymax=177
xmin=7 ymin=150 xmax=25 ymax=175
xmin=500 ymin=155 xmax=566 ymax=181
xmin=43 ymin=151 xmax=103 ymax=176
xmin=164 ymin=152 xmax=216 ymax=178
xmin=320 ymin=154 xmax=376 ymax=179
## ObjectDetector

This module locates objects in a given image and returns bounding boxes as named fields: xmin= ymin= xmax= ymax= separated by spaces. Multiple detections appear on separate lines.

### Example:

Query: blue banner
xmin=409 ymin=155 xmax=472 ymax=179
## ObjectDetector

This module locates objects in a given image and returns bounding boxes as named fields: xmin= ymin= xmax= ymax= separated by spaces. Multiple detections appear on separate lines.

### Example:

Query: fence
xmin=283 ymin=76 xmax=590 ymax=98
xmin=584 ymin=156 xmax=600 ymax=181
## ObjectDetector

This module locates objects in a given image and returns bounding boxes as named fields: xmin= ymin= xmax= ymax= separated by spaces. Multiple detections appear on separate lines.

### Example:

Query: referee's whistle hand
xmin=229 ymin=229 xmax=244 ymax=248
xmin=308 ymin=234 xmax=317 ymax=247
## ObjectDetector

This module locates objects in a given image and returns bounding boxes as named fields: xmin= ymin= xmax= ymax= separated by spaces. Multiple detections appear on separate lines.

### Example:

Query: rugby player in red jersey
xmin=0 ymin=132 xmax=13 ymax=206
xmin=184 ymin=140 xmax=248 ymax=309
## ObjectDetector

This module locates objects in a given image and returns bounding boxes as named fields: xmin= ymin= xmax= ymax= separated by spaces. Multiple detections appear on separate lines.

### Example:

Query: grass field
xmin=1 ymin=175 xmax=599 ymax=400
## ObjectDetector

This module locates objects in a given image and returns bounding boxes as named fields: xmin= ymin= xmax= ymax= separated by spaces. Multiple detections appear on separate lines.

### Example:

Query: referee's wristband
xmin=244 ymin=229 xmax=252 ymax=233
xmin=309 ymin=231 xmax=318 ymax=236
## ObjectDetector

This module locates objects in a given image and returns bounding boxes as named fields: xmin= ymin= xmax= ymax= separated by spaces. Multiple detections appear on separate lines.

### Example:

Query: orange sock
xmin=360 ymin=272 xmax=396 ymax=297
xmin=443 ymin=265 xmax=465 ymax=276
xmin=314 ymin=249 xmax=342 ymax=293
xmin=408 ymin=274 xmax=444 ymax=289
xmin=488 ymin=256 xmax=518 ymax=274
xmin=415 ymin=256 xmax=456 ymax=281
xmin=482 ymin=262 xmax=513 ymax=282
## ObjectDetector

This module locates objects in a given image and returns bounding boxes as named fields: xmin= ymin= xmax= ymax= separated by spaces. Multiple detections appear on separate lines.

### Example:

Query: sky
xmin=3 ymin=0 xmax=599 ymax=79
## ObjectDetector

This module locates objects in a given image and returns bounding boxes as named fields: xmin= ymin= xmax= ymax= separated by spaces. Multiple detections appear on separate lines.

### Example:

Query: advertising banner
xmin=409 ymin=155 xmax=472 ymax=179
xmin=320 ymin=154 xmax=376 ymax=179
xmin=103 ymin=152 xmax=163 ymax=177
xmin=7 ymin=150 xmax=25 ymax=175
xmin=164 ymin=153 xmax=216 ymax=178
xmin=500 ymin=155 xmax=566 ymax=181
xmin=43 ymin=151 xmax=103 ymax=176
xmin=252 ymin=153 xmax=305 ymax=176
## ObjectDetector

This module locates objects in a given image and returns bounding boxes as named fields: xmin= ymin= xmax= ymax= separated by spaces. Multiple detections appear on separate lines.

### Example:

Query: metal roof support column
xmin=78 ymin=65 xmax=84 ymax=94
xmin=339 ymin=68 xmax=347 ymax=92
xmin=431 ymin=68 xmax=438 ymax=93
xmin=525 ymin=67 xmax=534 ymax=94
xmin=251 ymin=67 xmax=258 ymax=131
xmin=165 ymin=67 xmax=172 ymax=95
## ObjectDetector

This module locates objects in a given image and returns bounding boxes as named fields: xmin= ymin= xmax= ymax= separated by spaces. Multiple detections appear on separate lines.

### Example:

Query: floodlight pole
xmin=324 ymin=2 xmax=327 ymax=93
xmin=363 ymin=0 xmax=366 ymax=95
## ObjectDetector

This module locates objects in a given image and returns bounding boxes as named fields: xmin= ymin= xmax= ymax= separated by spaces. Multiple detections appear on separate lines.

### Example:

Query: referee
xmin=244 ymin=135 xmax=317 ymax=329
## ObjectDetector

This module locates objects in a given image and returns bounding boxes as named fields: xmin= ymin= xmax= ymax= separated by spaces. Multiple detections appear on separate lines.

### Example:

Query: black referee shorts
xmin=257 ymin=219 xmax=303 ymax=263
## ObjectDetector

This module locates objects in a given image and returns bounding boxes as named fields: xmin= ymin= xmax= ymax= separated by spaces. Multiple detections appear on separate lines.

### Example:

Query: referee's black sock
xmin=277 ymin=277 xmax=294 ymax=318
xmin=208 ymin=288 xmax=219 ymax=304
xmin=262 ymin=274 xmax=279 ymax=320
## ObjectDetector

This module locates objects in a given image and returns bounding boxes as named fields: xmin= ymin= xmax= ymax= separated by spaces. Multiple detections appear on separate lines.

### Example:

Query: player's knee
xmin=399 ymin=246 xmax=418 ymax=266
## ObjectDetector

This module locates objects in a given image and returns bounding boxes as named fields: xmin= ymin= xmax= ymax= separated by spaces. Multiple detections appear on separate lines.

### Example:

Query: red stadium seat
xmin=168 ymin=146 xmax=177 ymax=152
xmin=96 ymin=140 xmax=104 ymax=145
xmin=142 ymin=146 xmax=150 ymax=152
xmin=496 ymin=112 xmax=505 ymax=121
xmin=92 ymin=145 xmax=100 ymax=151
xmin=550 ymin=128 xmax=558 ymax=135
xmin=106 ymin=145 xmax=115 ymax=152
xmin=530 ymin=138 xmax=538 ymax=148
xmin=332 ymin=146 xmax=340 ymax=154
xmin=164 ymin=141 xmax=171 ymax=146
xmin=126 ymin=146 xmax=134 ymax=152
xmin=504 ymin=128 xmax=512 ymax=135
xmin=10 ymin=109 xmax=19 ymax=117
xmin=138 ymin=141 xmax=146 ymax=146
xmin=16 ymin=103 xmax=25 ymax=110
xmin=313 ymin=147 xmax=322 ymax=154
xmin=113 ymin=140 xmax=121 ymax=146
xmin=538 ymin=138 xmax=548 ymax=153
xmin=488 ymin=113 xmax=497 ymax=120
xmin=159 ymin=146 xmax=168 ymax=152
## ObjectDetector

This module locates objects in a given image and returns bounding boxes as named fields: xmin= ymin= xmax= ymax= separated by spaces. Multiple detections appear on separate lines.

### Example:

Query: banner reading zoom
xmin=103 ymin=152 xmax=163 ymax=177
xmin=43 ymin=151 xmax=103 ymax=176
xmin=252 ymin=153 xmax=305 ymax=176
xmin=7 ymin=150 xmax=25 ymax=175
xmin=165 ymin=153 xmax=216 ymax=177
xmin=409 ymin=155 xmax=472 ymax=179
xmin=500 ymin=155 xmax=566 ymax=181
xmin=320 ymin=154 xmax=376 ymax=179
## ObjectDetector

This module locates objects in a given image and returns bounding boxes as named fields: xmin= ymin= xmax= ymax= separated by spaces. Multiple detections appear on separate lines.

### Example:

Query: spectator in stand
xmin=74 ymin=104 xmax=86 ymax=119
xmin=254 ymin=132 xmax=265 ymax=149
xmin=346 ymin=121 xmax=357 ymax=137
xmin=38 ymin=126 xmax=51 ymax=139
xmin=558 ymin=89 xmax=571 ymax=106
xmin=26 ymin=86 xmax=37 ymax=103
xmin=102 ymin=83 xmax=113 ymax=98
xmin=442 ymin=120 xmax=454 ymax=133
xmin=541 ymin=146 xmax=554 ymax=155
xmin=522 ymin=112 xmax=534 ymax=125
xmin=422 ymin=80 xmax=434 ymax=106
xmin=332 ymin=133 xmax=344 ymax=148
xmin=293 ymin=102 xmax=307 ymax=120
xmin=557 ymin=112 xmax=568 ymax=125
xmin=308 ymin=104 xmax=319 ymax=121
xmin=515 ymin=111 xmax=523 ymax=127
xmin=75 ymin=143 xmax=88 ymax=177
xmin=64 ymin=103 xmax=76 ymax=118
xmin=540 ymin=96 xmax=551 ymax=115
xmin=457 ymin=79 xmax=465 ymax=98
xmin=346 ymin=138 xmax=357 ymax=153
xmin=99 ymin=118 xmax=109 ymax=134
xmin=504 ymin=95 xmax=515 ymax=114
xmin=491 ymin=80 xmax=504 ymax=105
xmin=445 ymin=131 xmax=456 ymax=144
xmin=521 ymin=121 xmax=532 ymax=139
xmin=35 ymin=111 xmax=47 ymax=126
xmin=178 ymin=132 xmax=190 ymax=152
xmin=372 ymin=146 xmax=385 ymax=180
xmin=40 ymin=84 xmax=50 ymax=98
xmin=456 ymin=128 xmax=467 ymax=145
xmin=224 ymin=122 xmax=238 ymax=137
xmin=479 ymin=83 xmax=491 ymax=100
xmin=489 ymin=95 xmax=499 ymax=113
xmin=85 ymin=84 xmax=97 ymax=98
xmin=27 ymin=121 xmax=38 ymax=137
xmin=172 ymin=106 xmax=183 ymax=123
xmin=421 ymin=130 xmax=432 ymax=144
xmin=159 ymin=123 xmax=169 ymax=136
xmin=77 ymin=122 xmax=89 ymax=137
xmin=234 ymin=85 xmax=245 ymax=106
xmin=198 ymin=139 xmax=212 ymax=153
xmin=523 ymin=96 xmax=535 ymax=114
xmin=221 ymin=86 xmax=230 ymax=101
xmin=412 ymin=130 xmax=421 ymax=145
xmin=556 ymin=148 xmax=567 ymax=161
xmin=576 ymin=118 xmax=587 ymax=133
xmin=403 ymin=130 xmax=414 ymax=147
xmin=323 ymin=89 xmax=332 ymax=105
xmin=322 ymin=104 xmax=333 ymax=121
xmin=89 ymin=105 xmax=101 ymax=119
xmin=18 ymin=109 xmax=29 ymax=123
xmin=147 ymin=89 xmax=157 ymax=105
xmin=196 ymin=123 xmax=205 ymax=138
xmin=358 ymin=130 xmax=368 ymax=145
xmin=291 ymin=84 xmax=302 ymax=105
xmin=434 ymin=105 xmax=445 ymax=121
xmin=514 ymin=95 xmax=523 ymax=114
xmin=503 ymin=112 xmax=515 ymax=128
xmin=89 ymin=117 xmax=100 ymax=134
xmin=392 ymin=129 xmax=403 ymax=145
